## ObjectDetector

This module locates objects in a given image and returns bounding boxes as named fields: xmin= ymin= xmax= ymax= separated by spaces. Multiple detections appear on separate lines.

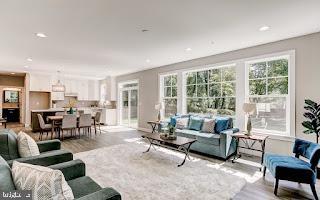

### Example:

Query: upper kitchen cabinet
xmin=64 ymin=80 xmax=76 ymax=94
xmin=29 ymin=74 xmax=52 ymax=92
xmin=77 ymin=80 xmax=88 ymax=100
xmin=88 ymin=80 xmax=100 ymax=101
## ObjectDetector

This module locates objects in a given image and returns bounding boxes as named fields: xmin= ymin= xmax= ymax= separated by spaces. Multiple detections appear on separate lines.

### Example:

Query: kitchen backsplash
xmin=53 ymin=96 xmax=98 ymax=108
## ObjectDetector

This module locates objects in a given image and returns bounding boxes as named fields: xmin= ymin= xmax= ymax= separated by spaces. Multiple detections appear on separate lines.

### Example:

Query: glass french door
xmin=119 ymin=83 xmax=139 ymax=128
xmin=121 ymin=90 xmax=130 ymax=126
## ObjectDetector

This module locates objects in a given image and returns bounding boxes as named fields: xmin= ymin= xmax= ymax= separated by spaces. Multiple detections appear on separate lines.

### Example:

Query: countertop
xmin=31 ymin=107 xmax=115 ymax=113
xmin=31 ymin=108 xmax=65 ymax=112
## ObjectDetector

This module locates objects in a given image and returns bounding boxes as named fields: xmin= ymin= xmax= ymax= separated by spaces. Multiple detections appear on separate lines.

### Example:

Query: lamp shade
xmin=243 ymin=103 xmax=256 ymax=114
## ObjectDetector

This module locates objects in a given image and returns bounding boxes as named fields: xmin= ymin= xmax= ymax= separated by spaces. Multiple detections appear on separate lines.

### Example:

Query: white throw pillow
xmin=176 ymin=118 xmax=189 ymax=129
xmin=201 ymin=118 xmax=215 ymax=133
xmin=17 ymin=131 xmax=40 ymax=158
xmin=12 ymin=161 xmax=74 ymax=200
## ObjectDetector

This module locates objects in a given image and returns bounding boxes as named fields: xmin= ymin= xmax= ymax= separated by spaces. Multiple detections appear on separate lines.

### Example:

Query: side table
xmin=147 ymin=121 xmax=162 ymax=133
xmin=231 ymin=133 xmax=268 ymax=170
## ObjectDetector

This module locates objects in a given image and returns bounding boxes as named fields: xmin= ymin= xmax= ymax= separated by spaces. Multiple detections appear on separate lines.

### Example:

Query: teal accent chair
xmin=0 ymin=129 xmax=73 ymax=166
xmin=0 ymin=156 xmax=121 ymax=200
xmin=263 ymin=139 xmax=320 ymax=199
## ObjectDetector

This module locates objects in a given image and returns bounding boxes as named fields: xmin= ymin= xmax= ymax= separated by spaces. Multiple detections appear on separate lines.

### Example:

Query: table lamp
xmin=243 ymin=103 xmax=256 ymax=136
xmin=155 ymin=102 xmax=164 ymax=121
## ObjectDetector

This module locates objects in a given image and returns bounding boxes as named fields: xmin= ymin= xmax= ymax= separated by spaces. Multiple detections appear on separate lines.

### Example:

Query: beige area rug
xmin=74 ymin=139 xmax=247 ymax=200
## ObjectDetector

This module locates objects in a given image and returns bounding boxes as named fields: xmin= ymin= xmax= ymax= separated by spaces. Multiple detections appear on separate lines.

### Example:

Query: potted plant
xmin=302 ymin=99 xmax=320 ymax=178
xmin=168 ymin=124 xmax=176 ymax=136
xmin=302 ymin=99 xmax=320 ymax=144
xmin=66 ymin=99 xmax=77 ymax=114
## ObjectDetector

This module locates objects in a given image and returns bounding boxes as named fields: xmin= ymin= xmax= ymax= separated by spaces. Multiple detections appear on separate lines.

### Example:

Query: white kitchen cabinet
xmin=64 ymin=80 xmax=72 ymax=93
xmin=71 ymin=81 xmax=78 ymax=94
xmin=64 ymin=80 xmax=75 ymax=93
xmin=100 ymin=108 xmax=117 ymax=125
xmin=51 ymin=92 xmax=64 ymax=101
xmin=77 ymin=80 xmax=88 ymax=100
xmin=88 ymin=80 xmax=100 ymax=101
xmin=29 ymin=74 xmax=52 ymax=92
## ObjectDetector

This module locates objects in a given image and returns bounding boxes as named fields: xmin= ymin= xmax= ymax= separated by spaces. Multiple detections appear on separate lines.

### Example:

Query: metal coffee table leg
xmin=178 ymin=143 xmax=192 ymax=167
xmin=143 ymin=138 xmax=156 ymax=153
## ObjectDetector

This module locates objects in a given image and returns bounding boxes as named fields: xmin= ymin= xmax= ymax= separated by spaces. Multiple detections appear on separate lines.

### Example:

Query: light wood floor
xmin=5 ymin=123 xmax=320 ymax=200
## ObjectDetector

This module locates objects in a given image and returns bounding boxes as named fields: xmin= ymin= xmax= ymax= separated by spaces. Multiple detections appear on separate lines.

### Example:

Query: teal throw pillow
xmin=188 ymin=116 xmax=204 ymax=131
xmin=215 ymin=117 xmax=230 ymax=133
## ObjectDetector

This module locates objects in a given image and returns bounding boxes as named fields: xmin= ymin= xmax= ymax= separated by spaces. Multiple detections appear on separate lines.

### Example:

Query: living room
xmin=0 ymin=1 xmax=320 ymax=200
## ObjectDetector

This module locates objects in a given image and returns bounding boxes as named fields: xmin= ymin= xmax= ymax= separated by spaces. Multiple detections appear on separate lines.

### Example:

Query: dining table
xmin=47 ymin=115 xmax=96 ymax=139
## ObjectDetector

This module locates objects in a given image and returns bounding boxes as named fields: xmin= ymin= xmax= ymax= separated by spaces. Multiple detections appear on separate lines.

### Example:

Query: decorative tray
xmin=160 ymin=134 xmax=177 ymax=140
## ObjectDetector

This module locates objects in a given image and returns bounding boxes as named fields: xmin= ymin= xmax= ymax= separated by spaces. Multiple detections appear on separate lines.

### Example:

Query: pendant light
xmin=52 ymin=71 xmax=65 ymax=92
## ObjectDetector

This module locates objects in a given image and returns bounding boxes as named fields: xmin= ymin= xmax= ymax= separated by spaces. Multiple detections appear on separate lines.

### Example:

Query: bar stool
xmin=94 ymin=111 xmax=102 ymax=134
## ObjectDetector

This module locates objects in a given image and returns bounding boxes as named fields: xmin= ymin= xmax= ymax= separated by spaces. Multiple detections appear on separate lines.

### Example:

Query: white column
xmin=236 ymin=61 xmax=245 ymax=130
xmin=177 ymin=72 xmax=184 ymax=114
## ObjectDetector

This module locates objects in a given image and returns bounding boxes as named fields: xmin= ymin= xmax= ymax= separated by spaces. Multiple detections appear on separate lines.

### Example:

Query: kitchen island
xmin=31 ymin=108 xmax=65 ymax=132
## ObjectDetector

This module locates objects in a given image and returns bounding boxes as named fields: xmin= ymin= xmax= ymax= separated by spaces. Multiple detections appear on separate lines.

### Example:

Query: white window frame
xmin=182 ymin=64 xmax=237 ymax=116
xmin=157 ymin=50 xmax=295 ymax=139
xmin=159 ymin=73 xmax=178 ymax=118
xmin=244 ymin=51 xmax=295 ymax=137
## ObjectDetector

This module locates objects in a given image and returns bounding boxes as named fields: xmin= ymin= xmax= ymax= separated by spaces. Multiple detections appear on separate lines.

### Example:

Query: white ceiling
xmin=0 ymin=0 xmax=319 ymax=79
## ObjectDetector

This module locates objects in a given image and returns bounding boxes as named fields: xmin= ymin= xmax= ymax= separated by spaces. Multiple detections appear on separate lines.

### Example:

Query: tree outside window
xmin=163 ymin=74 xmax=177 ymax=118
xmin=247 ymin=58 xmax=289 ymax=133
xmin=186 ymin=66 xmax=236 ymax=116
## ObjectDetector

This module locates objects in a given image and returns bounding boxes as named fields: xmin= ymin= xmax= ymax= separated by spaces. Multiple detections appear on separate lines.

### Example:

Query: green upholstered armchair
xmin=0 ymin=156 xmax=121 ymax=200
xmin=0 ymin=129 xmax=73 ymax=167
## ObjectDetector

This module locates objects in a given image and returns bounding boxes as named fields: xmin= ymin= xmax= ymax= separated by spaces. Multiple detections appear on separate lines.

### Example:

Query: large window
xmin=162 ymin=74 xmax=178 ymax=118
xmin=185 ymin=66 xmax=236 ymax=116
xmin=246 ymin=56 xmax=290 ymax=134
xmin=158 ymin=51 xmax=294 ymax=137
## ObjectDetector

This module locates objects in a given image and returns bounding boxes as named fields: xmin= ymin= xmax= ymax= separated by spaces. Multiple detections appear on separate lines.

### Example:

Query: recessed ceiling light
xmin=27 ymin=58 xmax=33 ymax=62
xmin=146 ymin=59 xmax=151 ymax=63
xmin=10 ymin=72 xmax=15 ymax=75
xmin=211 ymin=41 xmax=215 ymax=45
xmin=259 ymin=26 xmax=270 ymax=31
xmin=186 ymin=48 xmax=192 ymax=51
xmin=36 ymin=33 xmax=47 ymax=38
xmin=24 ymin=65 xmax=29 ymax=68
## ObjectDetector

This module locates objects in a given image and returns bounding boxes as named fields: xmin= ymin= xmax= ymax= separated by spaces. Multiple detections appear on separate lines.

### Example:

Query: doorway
xmin=119 ymin=81 xmax=139 ymax=128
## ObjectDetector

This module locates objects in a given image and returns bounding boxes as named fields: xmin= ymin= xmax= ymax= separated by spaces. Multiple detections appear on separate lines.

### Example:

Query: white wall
xmin=116 ymin=32 xmax=320 ymax=155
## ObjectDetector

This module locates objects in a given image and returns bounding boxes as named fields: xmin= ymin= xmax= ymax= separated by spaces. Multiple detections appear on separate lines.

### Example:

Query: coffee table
xmin=142 ymin=133 xmax=197 ymax=167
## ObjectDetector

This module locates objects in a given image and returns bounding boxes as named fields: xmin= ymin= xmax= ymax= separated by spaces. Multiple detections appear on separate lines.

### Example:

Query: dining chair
xmin=78 ymin=110 xmax=84 ymax=115
xmin=78 ymin=114 xmax=92 ymax=137
xmin=94 ymin=111 xmax=102 ymax=134
xmin=37 ymin=114 xmax=52 ymax=140
xmin=60 ymin=114 xmax=77 ymax=140
xmin=54 ymin=112 xmax=65 ymax=127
